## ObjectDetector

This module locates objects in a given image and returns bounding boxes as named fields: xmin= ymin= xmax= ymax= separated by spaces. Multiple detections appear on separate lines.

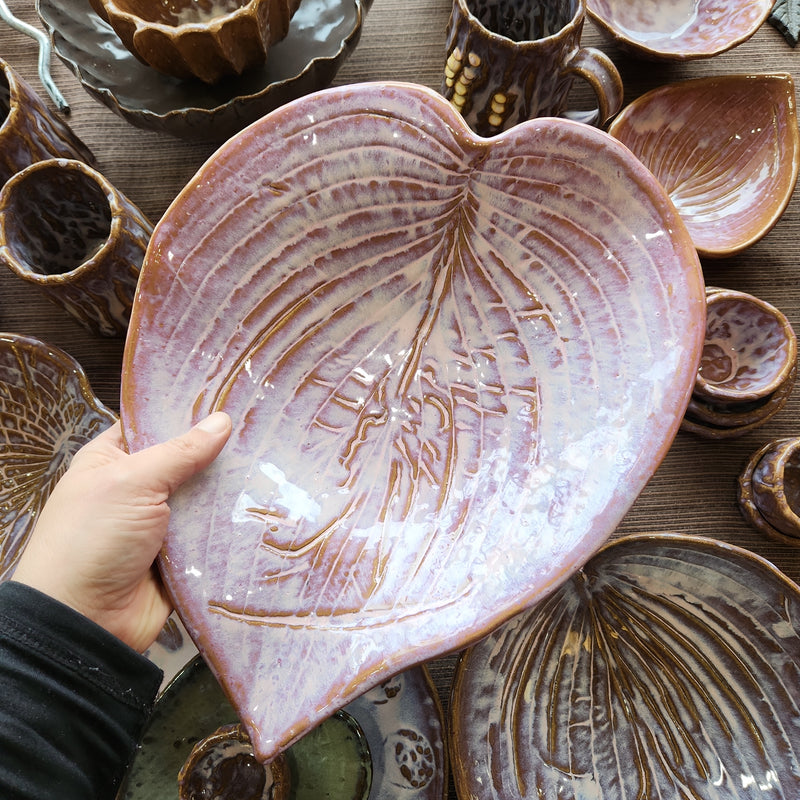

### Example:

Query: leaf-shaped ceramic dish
xmin=120 ymin=81 xmax=705 ymax=762
xmin=586 ymin=0 xmax=772 ymax=60
xmin=607 ymin=74 xmax=800 ymax=259
xmin=450 ymin=533 xmax=800 ymax=800
xmin=0 ymin=332 xmax=116 ymax=581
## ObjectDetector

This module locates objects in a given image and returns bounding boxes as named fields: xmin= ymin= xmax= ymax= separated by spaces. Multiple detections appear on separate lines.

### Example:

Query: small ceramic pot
xmin=91 ymin=0 xmax=303 ymax=84
xmin=738 ymin=437 xmax=800 ymax=546
xmin=0 ymin=158 xmax=152 ymax=337
xmin=0 ymin=57 xmax=93 ymax=187
xmin=442 ymin=0 xmax=623 ymax=136
xmin=177 ymin=723 xmax=291 ymax=800
xmin=681 ymin=287 xmax=797 ymax=439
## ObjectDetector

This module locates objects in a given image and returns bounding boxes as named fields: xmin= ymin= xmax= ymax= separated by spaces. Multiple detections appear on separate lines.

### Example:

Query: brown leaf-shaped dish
xmin=587 ymin=0 xmax=772 ymax=60
xmin=607 ymin=73 xmax=800 ymax=258
xmin=120 ymin=82 xmax=705 ymax=761
xmin=0 ymin=332 xmax=115 ymax=580
xmin=38 ymin=0 xmax=370 ymax=141
xmin=450 ymin=533 xmax=800 ymax=799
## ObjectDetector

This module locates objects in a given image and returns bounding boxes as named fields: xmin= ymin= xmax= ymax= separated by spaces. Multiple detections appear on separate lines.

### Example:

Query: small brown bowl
xmin=91 ymin=0 xmax=303 ymax=84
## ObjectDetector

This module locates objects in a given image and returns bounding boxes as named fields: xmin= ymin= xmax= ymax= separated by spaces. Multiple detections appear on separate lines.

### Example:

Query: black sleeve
xmin=0 ymin=580 xmax=163 ymax=799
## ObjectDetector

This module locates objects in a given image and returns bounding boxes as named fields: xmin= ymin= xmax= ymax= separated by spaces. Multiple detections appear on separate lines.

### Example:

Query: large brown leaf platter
xmin=120 ymin=82 xmax=705 ymax=762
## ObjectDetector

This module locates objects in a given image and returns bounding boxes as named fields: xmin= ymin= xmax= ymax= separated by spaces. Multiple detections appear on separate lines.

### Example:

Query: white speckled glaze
xmin=587 ymin=0 xmax=772 ymax=59
xmin=120 ymin=82 xmax=705 ymax=762
xmin=608 ymin=74 xmax=800 ymax=259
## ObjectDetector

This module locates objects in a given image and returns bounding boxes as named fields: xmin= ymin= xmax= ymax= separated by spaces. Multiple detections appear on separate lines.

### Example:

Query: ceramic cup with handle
xmin=442 ymin=0 xmax=623 ymax=136
xmin=0 ymin=158 xmax=152 ymax=337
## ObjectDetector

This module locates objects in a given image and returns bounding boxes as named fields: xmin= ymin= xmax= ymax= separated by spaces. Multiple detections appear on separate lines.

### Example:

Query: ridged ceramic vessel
xmin=450 ymin=533 xmax=800 ymax=799
xmin=608 ymin=74 xmax=800 ymax=258
xmin=587 ymin=0 xmax=772 ymax=59
xmin=120 ymin=81 xmax=705 ymax=762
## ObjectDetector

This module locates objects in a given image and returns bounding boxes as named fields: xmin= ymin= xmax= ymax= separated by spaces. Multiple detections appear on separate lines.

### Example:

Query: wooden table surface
xmin=3 ymin=1 xmax=800 ymax=797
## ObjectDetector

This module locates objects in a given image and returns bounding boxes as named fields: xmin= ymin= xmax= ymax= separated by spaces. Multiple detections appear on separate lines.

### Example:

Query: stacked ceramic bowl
xmin=681 ymin=287 xmax=797 ymax=438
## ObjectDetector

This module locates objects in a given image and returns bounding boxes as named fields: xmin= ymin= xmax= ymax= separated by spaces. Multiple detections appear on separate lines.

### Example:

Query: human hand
xmin=12 ymin=412 xmax=232 ymax=653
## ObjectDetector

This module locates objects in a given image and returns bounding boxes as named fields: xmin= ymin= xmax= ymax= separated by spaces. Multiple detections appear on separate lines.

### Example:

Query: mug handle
xmin=563 ymin=46 xmax=623 ymax=126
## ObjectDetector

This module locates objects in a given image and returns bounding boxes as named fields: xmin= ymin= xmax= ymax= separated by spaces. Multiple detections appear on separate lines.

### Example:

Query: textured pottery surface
xmin=118 ymin=656 xmax=447 ymax=800
xmin=0 ymin=333 xmax=115 ymax=581
xmin=739 ymin=437 xmax=800 ymax=546
xmin=120 ymin=82 xmax=705 ymax=761
xmin=586 ymin=0 xmax=773 ymax=59
xmin=92 ymin=0 xmax=302 ymax=84
xmin=607 ymin=74 xmax=800 ymax=259
xmin=0 ymin=158 xmax=152 ymax=337
xmin=442 ymin=0 xmax=622 ymax=135
xmin=695 ymin=288 xmax=796 ymax=403
xmin=0 ymin=57 xmax=93 ymax=187
xmin=450 ymin=533 xmax=800 ymax=799
xmin=39 ymin=0 xmax=370 ymax=141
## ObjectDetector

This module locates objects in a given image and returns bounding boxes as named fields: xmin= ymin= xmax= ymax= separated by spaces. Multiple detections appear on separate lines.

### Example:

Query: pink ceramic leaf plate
xmin=120 ymin=82 xmax=705 ymax=762
xmin=608 ymin=74 xmax=800 ymax=258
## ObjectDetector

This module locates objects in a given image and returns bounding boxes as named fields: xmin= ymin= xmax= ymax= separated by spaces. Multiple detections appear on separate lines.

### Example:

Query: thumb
xmin=127 ymin=412 xmax=232 ymax=495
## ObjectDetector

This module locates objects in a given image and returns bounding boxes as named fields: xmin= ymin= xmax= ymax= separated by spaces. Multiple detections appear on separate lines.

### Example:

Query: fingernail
xmin=196 ymin=412 xmax=231 ymax=434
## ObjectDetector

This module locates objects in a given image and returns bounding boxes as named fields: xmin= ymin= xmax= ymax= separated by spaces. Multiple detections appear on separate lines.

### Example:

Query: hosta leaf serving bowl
xmin=120 ymin=81 xmax=705 ymax=762
xmin=607 ymin=73 xmax=800 ymax=259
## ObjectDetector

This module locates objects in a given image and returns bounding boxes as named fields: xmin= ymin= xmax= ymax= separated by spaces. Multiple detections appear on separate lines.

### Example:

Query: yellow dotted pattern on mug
xmin=488 ymin=92 xmax=507 ymax=128
xmin=445 ymin=48 xmax=482 ymax=112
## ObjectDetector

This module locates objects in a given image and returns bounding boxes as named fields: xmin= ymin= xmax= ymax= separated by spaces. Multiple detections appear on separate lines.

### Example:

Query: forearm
xmin=0 ymin=581 xmax=162 ymax=799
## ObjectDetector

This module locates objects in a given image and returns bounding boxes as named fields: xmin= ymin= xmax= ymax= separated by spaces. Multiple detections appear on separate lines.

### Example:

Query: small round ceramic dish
xmin=117 ymin=656 xmax=448 ymax=800
xmin=450 ymin=533 xmax=800 ymax=800
xmin=586 ymin=0 xmax=772 ymax=60
xmin=37 ymin=0 xmax=370 ymax=141
xmin=739 ymin=437 xmax=800 ymax=546
xmin=607 ymin=73 xmax=800 ymax=259
xmin=120 ymin=82 xmax=704 ymax=762
xmin=0 ymin=332 xmax=116 ymax=582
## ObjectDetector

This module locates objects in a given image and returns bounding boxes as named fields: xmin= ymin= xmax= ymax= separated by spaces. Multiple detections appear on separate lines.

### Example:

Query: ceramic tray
xmin=120 ymin=81 xmax=705 ymax=762
xmin=37 ymin=0 xmax=370 ymax=141
xmin=450 ymin=533 xmax=800 ymax=799
xmin=118 ymin=656 xmax=447 ymax=800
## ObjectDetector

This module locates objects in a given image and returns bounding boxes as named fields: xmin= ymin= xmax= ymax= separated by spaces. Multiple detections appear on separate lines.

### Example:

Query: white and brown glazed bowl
xmin=120 ymin=82 xmax=704 ymax=761
xmin=586 ymin=0 xmax=773 ymax=60
xmin=89 ymin=0 xmax=302 ymax=83
xmin=608 ymin=74 xmax=800 ymax=258
xmin=739 ymin=437 xmax=800 ymax=546
xmin=681 ymin=287 xmax=797 ymax=439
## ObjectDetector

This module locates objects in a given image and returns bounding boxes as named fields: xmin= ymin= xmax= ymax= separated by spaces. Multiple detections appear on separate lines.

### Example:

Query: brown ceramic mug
xmin=0 ymin=57 xmax=93 ymax=188
xmin=0 ymin=158 xmax=152 ymax=337
xmin=442 ymin=0 xmax=623 ymax=136
xmin=748 ymin=437 xmax=800 ymax=540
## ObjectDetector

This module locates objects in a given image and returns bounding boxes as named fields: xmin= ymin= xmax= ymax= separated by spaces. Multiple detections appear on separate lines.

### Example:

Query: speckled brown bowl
xmin=91 ymin=0 xmax=302 ymax=83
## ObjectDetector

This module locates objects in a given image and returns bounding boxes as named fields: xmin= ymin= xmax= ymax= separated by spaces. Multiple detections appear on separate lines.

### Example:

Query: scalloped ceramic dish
xmin=37 ymin=0 xmax=370 ymax=141
xmin=119 ymin=657 xmax=447 ymax=800
xmin=120 ymin=81 xmax=705 ymax=762
xmin=0 ymin=332 xmax=116 ymax=581
xmin=608 ymin=74 xmax=800 ymax=259
xmin=450 ymin=533 xmax=800 ymax=799
xmin=586 ymin=0 xmax=772 ymax=60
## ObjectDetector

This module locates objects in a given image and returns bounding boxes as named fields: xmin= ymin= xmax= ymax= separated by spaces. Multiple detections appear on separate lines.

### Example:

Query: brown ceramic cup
xmin=0 ymin=158 xmax=152 ymax=337
xmin=0 ymin=57 xmax=93 ymax=188
xmin=442 ymin=0 xmax=623 ymax=136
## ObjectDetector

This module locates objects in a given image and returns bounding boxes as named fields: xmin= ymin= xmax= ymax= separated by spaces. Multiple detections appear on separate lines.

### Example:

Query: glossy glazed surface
xmin=120 ymin=82 xmax=705 ymax=761
xmin=607 ymin=74 xmax=800 ymax=258
xmin=39 ymin=0 xmax=370 ymax=141
xmin=587 ymin=0 xmax=772 ymax=59
xmin=450 ymin=533 xmax=800 ymax=799
xmin=118 ymin=656 xmax=447 ymax=800
xmin=0 ymin=333 xmax=115 ymax=581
